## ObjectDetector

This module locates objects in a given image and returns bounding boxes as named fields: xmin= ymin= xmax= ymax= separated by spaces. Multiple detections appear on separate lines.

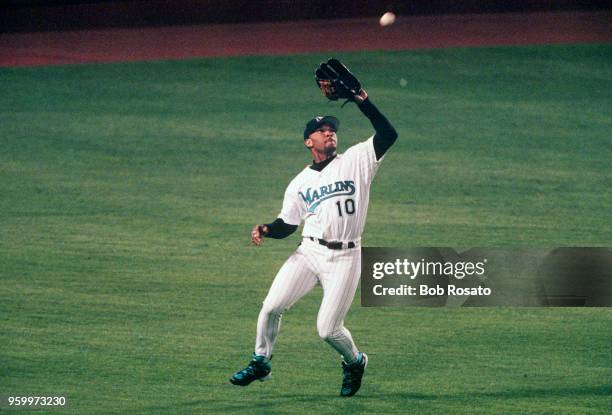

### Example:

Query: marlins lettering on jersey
xmin=299 ymin=180 xmax=355 ymax=213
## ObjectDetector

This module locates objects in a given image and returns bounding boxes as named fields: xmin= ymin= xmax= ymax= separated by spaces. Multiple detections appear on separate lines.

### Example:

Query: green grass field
xmin=1 ymin=44 xmax=611 ymax=414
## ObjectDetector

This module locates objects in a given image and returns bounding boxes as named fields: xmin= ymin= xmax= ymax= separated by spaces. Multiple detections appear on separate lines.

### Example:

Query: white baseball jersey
xmin=278 ymin=136 xmax=383 ymax=242
xmin=254 ymin=135 xmax=386 ymax=363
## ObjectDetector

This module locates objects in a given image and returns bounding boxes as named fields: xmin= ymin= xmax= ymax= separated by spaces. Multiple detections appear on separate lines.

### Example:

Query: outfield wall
xmin=1 ymin=0 xmax=609 ymax=33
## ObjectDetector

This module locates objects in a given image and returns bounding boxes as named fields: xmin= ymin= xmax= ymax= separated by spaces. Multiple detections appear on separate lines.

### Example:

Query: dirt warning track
xmin=1 ymin=10 xmax=610 ymax=67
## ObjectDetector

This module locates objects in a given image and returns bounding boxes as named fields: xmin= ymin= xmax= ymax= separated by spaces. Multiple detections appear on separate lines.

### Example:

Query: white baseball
xmin=379 ymin=12 xmax=396 ymax=27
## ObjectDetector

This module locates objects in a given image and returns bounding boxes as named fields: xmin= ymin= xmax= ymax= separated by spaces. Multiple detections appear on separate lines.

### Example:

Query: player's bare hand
xmin=354 ymin=88 xmax=368 ymax=104
xmin=251 ymin=224 xmax=268 ymax=246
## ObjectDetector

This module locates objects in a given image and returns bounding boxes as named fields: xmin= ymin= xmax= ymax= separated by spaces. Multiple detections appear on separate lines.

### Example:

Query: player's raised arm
xmin=315 ymin=58 xmax=398 ymax=160
xmin=355 ymin=91 xmax=398 ymax=160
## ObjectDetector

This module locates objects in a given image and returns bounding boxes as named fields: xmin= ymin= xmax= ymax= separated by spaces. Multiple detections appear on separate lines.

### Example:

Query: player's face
xmin=307 ymin=124 xmax=337 ymax=158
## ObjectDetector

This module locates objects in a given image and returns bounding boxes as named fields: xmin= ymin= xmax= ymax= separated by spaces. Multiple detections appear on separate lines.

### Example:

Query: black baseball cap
xmin=303 ymin=115 xmax=339 ymax=139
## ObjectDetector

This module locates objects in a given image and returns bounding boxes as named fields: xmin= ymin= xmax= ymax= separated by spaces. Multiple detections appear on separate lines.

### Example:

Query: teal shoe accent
xmin=340 ymin=352 xmax=368 ymax=397
xmin=230 ymin=354 xmax=272 ymax=386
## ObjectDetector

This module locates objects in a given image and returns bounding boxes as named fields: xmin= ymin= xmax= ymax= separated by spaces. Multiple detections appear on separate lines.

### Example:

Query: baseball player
xmin=230 ymin=59 xmax=397 ymax=397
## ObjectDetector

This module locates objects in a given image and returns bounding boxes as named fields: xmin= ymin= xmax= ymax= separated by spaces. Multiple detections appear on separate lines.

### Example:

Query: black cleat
xmin=340 ymin=352 xmax=368 ymax=397
xmin=230 ymin=354 xmax=272 ymax=386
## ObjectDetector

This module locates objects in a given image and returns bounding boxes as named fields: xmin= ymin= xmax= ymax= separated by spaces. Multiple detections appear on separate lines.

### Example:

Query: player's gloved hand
xmin=315 ymin=58 xmax=363 ymax=105
xmin=251 ymin=224 xmax=268 ymax=246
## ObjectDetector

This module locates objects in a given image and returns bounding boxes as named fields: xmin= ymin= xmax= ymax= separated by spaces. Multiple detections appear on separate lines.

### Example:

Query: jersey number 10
xmin=336 ymin=199 xmax=355 ymax=217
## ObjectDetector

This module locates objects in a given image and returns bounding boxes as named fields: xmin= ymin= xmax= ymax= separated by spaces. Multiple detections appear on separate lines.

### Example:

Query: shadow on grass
xmin=143 ymin=384 xmax=611 ymax=412
xmin=143 ymin=388 xmax=370 ymax=413
xmin=367 ymin=384 xmax=611 ymax=401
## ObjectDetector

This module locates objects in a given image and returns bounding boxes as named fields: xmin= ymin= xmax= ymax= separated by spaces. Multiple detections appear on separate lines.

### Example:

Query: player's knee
xmin=317 ymin=324 xmax=338 ymax=341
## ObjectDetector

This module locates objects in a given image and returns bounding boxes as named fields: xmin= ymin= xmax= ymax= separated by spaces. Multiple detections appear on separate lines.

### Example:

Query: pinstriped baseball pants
xmin=255 ymin=237 xmax=361 ymax=363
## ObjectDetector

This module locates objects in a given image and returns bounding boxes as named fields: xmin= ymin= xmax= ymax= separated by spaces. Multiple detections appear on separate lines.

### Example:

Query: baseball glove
xmin=315 ymin=58 xmax=362 ymax=104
